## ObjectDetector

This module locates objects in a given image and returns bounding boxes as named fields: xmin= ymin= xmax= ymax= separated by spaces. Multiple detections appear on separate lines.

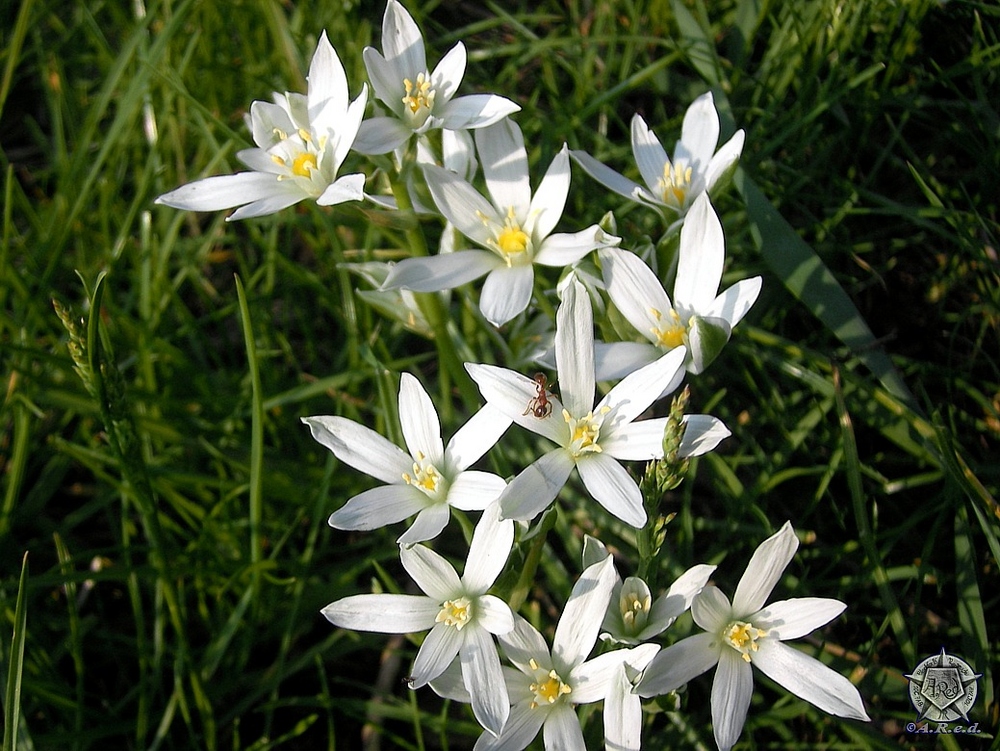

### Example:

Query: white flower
xmin=353 ymin=0 xmax=520 ymax=155
xmin=466 ymin=279 xmax=730 ymax=527
xmin=322 ymin=502 xmax=515 ymax=736
xmin=432 ymin=556 xmax=658 ymax=751
xmin=602 ymin=567 xmax=717 ymax=646
xmin=637 ymin=522 xmax=870 ymax=751
xmin=570 ymin=91 xmax=744 ymax=230
xmin=302 ymin=372 xmax=509 ymax=545
xmin=156 ymin=32 xmax=368 ymax=220
xmin=598 ymin=193 xmax=762 ymax=377
xmin=383 ymin=119 xmax=620 ymax=326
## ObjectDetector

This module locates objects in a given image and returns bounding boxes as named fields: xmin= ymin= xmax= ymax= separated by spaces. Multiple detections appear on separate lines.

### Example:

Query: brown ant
xmin=523 ymin=372 xmax=553 ymax=419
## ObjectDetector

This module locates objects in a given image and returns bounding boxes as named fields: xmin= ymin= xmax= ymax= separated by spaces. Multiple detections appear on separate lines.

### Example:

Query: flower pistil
xmin=723 ymin=620 xmax=768 ymax=663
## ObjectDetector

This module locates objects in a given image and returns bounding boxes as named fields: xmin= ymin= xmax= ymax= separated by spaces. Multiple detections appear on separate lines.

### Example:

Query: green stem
xmin=507 ymin=508 xmax=558 ymax=612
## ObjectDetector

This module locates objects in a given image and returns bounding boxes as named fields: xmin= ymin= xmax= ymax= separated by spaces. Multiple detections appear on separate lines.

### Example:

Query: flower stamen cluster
xmin=723 ymin=620 xmax=767 ymax=663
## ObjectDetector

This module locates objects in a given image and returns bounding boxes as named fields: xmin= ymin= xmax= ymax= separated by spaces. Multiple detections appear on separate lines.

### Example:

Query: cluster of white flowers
xmin=157 ymin=2 xmax=869 ymax=748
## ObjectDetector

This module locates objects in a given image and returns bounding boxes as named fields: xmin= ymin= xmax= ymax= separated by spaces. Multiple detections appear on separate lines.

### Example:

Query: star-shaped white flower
xmin=598 ymin=193 xmax=762 ymax=377
xmin=382 ymin=119 xmax=620 ymax=326
xmin=156 ymin=32 xmax=368 ymax=220
xmin=637 ymin=522 xmax=870 ymax=751
xmin=302 ymin=372 xmax=510 ymax=545
xmin=466 ymin=278 xmax=730 ymax=527
xmin=431 ymin=556 xmax=658 ymax=751
xmin=570 ymin=91 xmax=744 ymax=231
xmin=323 ymin=502 xmax=515 ymax=736
xmin=353 ymin=0 xmax=520 ymax=155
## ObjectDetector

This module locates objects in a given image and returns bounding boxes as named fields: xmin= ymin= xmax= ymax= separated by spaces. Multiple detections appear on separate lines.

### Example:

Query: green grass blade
xmin=2 ymin=552 xmax=29 ymax=751
xmin=235 ymin=275 xmax=264 ymax=605
xmin=736 ymin=170 xmax=917 ymax=409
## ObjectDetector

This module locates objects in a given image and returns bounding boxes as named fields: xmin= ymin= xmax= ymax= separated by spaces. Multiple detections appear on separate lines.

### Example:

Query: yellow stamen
xmin=402 ymin=72 xmax=436 ymax=117
xmin=723 ymin=620 xmax=768 ymax=663
xmin=658 ymin=161 xmax=693 ymax=209
xmin=527 ymin=660 xmax=572 ymax=709
xmin=650 ymin=307 xmax=686 ymax=349
xmin=401 ymin=452 xmax=443 ymax=497
xmin=291 ymin=152 xmax=318 ymax=178
xmin=436 ymin=597 xmax=473 ymax=630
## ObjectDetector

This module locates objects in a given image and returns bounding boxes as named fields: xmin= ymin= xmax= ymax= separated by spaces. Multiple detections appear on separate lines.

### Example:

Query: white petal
xmin=637 ymin=632 xmax=720 ymax=697
xmin=397 ymin=504 xmax=451 ymax=545
xmin=446 ymin=470 xmax=506 ymax=511
xmin=322 ymin=593 xmax=438 ymax=633
xmin=248 ymin=100 xmax=295 ymax=149
xmin=307 ymin=32 xmax=348 ymax=124
xmin=475 ymin=701 xmax=545 ymax=751
xmin=576 ymin=454 xmax=645 ymax=528
xmin=400 ymin=543 xmax=463 ymax=601
xmin=752 ymin=598 xmax=846 ymax=640
xmin=569 ymin=149 xmax=644 ymax=202
xmin=600 ymin=247 xmax=673 ymax=344
xmin=463 ymin=502 xmax=514 ymax=594
xmin=475 ymin=119 xmax=531 ymax=219
xmin=567 ymin=649 xmax=627 ymax=704
xmin=382 ymin=0 xmax=426 ymax=77
xmin=542 ymin=704 xmax=585 ymax=750
xmin=527 ymin=147 xmax=570 ymax=240
xmin=480 ymin=264 xmax=534 ymax=327
xmin=499 ymin=613 xmax=550 ymax=675
xmin=533 ymin=226 xmax=616 ymax=267
xmin=423 ymin=164 xmax=500 ymax=245
xmin=327 ymin=86 xmax=368 ymax=167
xmin=301 ymin=415 xmax=410 ymax=484
xmin=462 ymin=626 xmax=511 ymax=737
xmin=411 ymin=621 xmax=463 ymax=687
xmin=642 ymin=564 xmax=717 ymax=637
xmin=315 ymin=173 xmax=367 ymax=207
xmin=599 ymin=418 xmax=670 ymax=461
xmin=555 ymin=279 xmax=596 ymax=417
xmin=476 ymin=594 xmax=514 ymax=635
xmin=678 ymin=414 xmax=731 ymax=457
xmin=706 ymin=276 xmax=762 ymax=328
xmin=712 ymin=648 xmax=755 ymax=751
xmin=353 ymin=115 xmax=411 ymax=155
xmin=430 ymin=659 xmax=471 ymax=703
xmin=552 ymin=556 xmax=617 ymax=672
xmin=593 ymin=341 xmax=660 ymax=382
xmin=498 ymin=449 xmax=575 ymax=522
xmin=691 ymin=585 xmax=733 ymax=632
xmin=156 ymin=172 xmax=289 ymax=212
xmin=631 ymin=114 xmax=670 ymax=197
xmin=604 ymin=662 xmax=643 ymax=751
xmin=398 ymin=373 xmax=445 ymax=465
xmin=438 ymin=94 xmax=521 ymax=131
xmin=329 ymin=484 xmax=429 ymax=531
xmin=674 ymin=193 xmax=724 ymax=315
xmin=236 ymin=147 xmax=283 ymax=174
xmin=704 ymin=129 xmax=745 ymax=194
xmin=600 ymin=346 xmax=686 ymax=426
xmin=677 ymin=91 xmax=720 ymax=175
xmin=225 ymin=189 xmax=308 ymax=221
xmin=431 ymin=42 xmax=466 ymax=103
xmin=732 ymin=521 xmax=798 ymax=615
xmin=753 ymin=639 xmax=870 ymax=720
xmin=446 ymin=403 xmax=512 ymax=472
xmin=383 ymin=251 xmax=500 ymax=293
xmin=362 ymin=47 xmax=401 ymax=114
xmin=464 ymin=363 xmax=568 ymax=445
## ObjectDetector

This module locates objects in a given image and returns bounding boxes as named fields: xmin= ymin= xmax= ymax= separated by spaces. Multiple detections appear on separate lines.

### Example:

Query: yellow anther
xmin=527 ymin=662 xmax=572 ymax=709
xmin=436 ymin=597 xmax=473 ymax=630
xmin=723 ymin=620 xmax=768 ymax=663
xmin=291 ymin=152 xmax=318 ymax=178
xmin=650 ymin=308 xmax=686 ymax=349
xmin=402 ymin=72 xmax=436 ymax=117
xmin=659 ymin=161 xmax=693 ymax=209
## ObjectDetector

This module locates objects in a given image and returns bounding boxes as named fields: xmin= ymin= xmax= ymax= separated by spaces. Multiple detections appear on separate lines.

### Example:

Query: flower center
xmin=291 ymin=152 xmax=318 ymax=178
xmin=563 ymin=407 xmax=609 ymax=457
xmin=481 ymin=207 xmax=531 ymax=265
xmin=402 ymin=72 xmax=436 ymax=128
xmin=401 ymin=452 xmax=446 ymax=500
xmin=527 ymin=658 xmax=572 ymax=709
xmin=621 ymin=590 xmax=652 ymax=632
xmin=436 ymin=597 xmax=473 ymax=630
xmin=658 ymin=161 xmax=693 ymax=209
xmin=723 ymin=620 xmax=768 ymax=663
xmin=650 ymin=307 xmax=686 ymax=349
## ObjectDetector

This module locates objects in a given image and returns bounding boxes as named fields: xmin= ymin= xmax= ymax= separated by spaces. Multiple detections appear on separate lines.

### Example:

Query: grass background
xmin=1 ymin=0 xmax=998 ymax=749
